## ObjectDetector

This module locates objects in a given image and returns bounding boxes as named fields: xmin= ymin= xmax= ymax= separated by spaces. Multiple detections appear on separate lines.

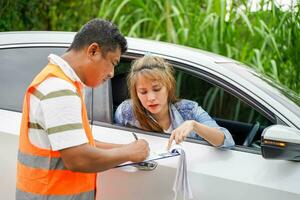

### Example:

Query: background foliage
xmin=1 ymin=0 xmax=299 ymax=94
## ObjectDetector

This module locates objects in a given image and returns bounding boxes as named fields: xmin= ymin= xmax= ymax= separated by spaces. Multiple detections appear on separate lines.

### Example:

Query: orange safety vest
xmin=16 ymin=64 xmax=96 ymax=199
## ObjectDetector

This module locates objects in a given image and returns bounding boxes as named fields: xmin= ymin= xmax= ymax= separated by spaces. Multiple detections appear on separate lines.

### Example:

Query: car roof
xmin=0 ymin=31 xmax=299 ymax=127
xmin=0 ymin=31 xmax=75 ymax=46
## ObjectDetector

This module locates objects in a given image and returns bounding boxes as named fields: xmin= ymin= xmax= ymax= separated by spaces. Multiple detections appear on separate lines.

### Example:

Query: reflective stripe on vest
xmin=18 ymin=150 xmax=66 ymax=170
xmin=16 ymin=188 xmax=95 ymax=200
xmin=16 ymin=64 xmax=96 ymax=199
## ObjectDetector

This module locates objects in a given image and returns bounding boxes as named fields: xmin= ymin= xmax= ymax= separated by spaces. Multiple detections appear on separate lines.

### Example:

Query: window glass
xmin=175 ymin=70 xmax=273 ymax=146
xmin=0 ymin=47 xmax=66 ymax=112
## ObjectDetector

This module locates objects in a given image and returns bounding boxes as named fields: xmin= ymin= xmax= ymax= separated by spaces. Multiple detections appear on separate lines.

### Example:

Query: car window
xmin=111 ymin=58 xmax=274 ymax=149
xmin=175 ymin=70 xmax=272 ymax=124
xmin=0 ymin=47 xmax=67 ymax=112
xmin=175 ymin=69 xmax=273 ymax=147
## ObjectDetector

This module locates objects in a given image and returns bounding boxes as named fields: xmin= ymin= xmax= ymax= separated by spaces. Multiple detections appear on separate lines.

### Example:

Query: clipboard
xmin=116 ymin=148 xmax=181 ymax=168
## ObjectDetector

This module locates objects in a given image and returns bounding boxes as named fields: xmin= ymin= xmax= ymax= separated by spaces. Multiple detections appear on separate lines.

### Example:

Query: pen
xmin=132 ymin=132 xmax=138 ymax=141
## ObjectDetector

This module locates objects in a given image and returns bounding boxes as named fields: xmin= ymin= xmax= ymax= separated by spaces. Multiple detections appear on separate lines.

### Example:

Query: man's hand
xmin=167 ymin=120 xmax=195 ymax=150
xmin=60 ymin=139 xmax=149 ymax=173
xmin=127 ymin=139 xmax=150 ymax=163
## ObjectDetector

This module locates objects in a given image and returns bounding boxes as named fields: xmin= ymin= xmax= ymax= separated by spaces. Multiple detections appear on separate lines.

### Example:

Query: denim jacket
xmin=115 ymin=99 xmax=235 ymax=148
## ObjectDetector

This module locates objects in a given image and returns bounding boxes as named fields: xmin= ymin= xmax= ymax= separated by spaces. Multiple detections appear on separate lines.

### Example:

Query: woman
xmin=115 ymin=55 xmax=235 ymax=149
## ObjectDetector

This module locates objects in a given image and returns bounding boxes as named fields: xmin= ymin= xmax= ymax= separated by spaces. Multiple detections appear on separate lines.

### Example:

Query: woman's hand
xmin=167 ymin=120 xmax=225 ymax=149
xmin=167 ymin=120 xmax=195 ymax=150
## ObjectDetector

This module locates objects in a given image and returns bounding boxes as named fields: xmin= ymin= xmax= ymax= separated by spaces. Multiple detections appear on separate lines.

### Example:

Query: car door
xmin=92 ymin=55 xmax=300 ymax=200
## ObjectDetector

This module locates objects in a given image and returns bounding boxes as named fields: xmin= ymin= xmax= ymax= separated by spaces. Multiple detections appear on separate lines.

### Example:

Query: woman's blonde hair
xmin=127 ymin=55 xmax=177 ymax=132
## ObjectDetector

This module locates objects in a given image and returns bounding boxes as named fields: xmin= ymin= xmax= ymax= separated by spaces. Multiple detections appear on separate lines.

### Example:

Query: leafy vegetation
xmin=1 ymin=0 xmax=299 ymax=94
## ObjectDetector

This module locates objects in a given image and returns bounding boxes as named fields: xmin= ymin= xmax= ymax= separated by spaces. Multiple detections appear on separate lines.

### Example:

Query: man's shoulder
xmin=36 ymin=77 xmax=77 ymax=96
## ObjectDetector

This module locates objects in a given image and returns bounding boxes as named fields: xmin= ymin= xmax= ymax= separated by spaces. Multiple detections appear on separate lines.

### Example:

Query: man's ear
xmin=87 ymin=42 xmax=101 ymax=58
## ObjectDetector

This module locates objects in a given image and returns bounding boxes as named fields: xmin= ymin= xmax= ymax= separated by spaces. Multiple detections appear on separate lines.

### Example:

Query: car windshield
xmin=219 ymin=62 xmax=300 ymax=118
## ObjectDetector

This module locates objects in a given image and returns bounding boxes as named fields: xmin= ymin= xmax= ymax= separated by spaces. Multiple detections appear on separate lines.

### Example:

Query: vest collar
xmin=48 ymin=54 xmax=85 ymax=87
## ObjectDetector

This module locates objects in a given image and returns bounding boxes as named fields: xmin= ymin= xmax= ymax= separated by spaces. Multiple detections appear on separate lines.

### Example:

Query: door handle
xmin=133 ymin=161 xmax=158 ymax=171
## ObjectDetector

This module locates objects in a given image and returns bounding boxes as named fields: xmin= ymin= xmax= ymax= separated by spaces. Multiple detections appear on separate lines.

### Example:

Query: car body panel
xmin=91 ymin=125 xmax=300 ymax=200
xmin=0 ymin=110 xmax=21 ymax=200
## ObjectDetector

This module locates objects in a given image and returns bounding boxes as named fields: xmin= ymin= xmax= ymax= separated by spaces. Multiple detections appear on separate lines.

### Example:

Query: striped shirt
xmin=28 ymin=54 xmax=88 ymax=150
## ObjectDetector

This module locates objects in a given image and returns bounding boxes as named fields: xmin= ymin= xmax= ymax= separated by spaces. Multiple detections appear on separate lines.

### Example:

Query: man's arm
xmin=94 ymin=140 xmax=124 ymax=149
xmin=60 ymin=139 xmax=149 ymax=173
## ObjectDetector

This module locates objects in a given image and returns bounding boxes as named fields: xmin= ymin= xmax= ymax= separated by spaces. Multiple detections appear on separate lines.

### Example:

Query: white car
xmin=0 ymin=32 xmax=299 ymax=200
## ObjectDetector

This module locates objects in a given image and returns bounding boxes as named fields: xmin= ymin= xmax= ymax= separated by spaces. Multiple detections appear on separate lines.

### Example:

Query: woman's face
xmin=136 ymin=74 xmax=169 ymax=117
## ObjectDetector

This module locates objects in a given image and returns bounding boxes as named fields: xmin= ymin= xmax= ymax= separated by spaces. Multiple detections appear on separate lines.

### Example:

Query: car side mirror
xmin=261 ymin=125 xmax=300 ymax=161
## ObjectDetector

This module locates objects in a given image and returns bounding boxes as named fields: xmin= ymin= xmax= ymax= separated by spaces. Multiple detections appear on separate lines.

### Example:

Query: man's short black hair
xmin=68 ymin=18 xmax=127 ymax=55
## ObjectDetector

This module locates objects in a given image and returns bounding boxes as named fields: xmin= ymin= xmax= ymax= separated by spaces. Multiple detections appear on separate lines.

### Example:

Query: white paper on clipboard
xmin=116 ymin=147 xmax=181 ymax=168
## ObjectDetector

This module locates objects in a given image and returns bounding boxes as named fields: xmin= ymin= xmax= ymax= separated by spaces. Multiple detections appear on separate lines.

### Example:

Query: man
xmin=16 ymin=18 xmax=149 ymax=200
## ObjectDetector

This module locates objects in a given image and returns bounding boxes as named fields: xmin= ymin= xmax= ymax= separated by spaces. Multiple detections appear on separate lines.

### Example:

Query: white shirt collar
xmin=48 ymin=54 xmax=85 ymax=86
